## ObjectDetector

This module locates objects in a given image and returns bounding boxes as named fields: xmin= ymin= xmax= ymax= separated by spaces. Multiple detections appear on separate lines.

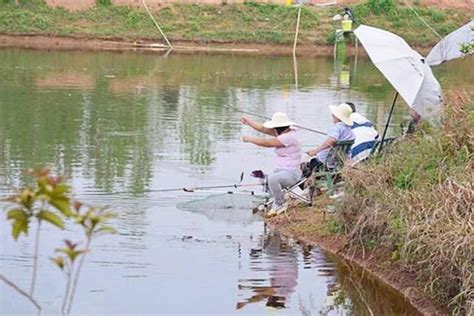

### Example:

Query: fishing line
xmin=232 ymin=108 xmax=328 ymax=136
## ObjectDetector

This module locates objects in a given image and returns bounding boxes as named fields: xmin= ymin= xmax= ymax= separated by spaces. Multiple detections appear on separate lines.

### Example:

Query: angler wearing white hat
xmin=241 ymin=112 xmax=302 ymax=216
xmin=304 ymin=103 xmax=355 ymax=176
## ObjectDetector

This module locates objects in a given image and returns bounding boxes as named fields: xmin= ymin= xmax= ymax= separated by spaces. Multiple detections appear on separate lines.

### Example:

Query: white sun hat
xmin=263 ymin=112 xmax=295 ymax=129
xmin=329 ymin=103 xmax=353 ymax=126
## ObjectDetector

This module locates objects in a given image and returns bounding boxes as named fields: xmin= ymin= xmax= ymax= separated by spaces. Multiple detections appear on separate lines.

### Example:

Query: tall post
xmin=293 ymin=5 xmax=302 ymax=57
xmin=379 ymin=92 xmax=399 ymax=152
xmin=142 ymin=0 xmax=173 ymax=49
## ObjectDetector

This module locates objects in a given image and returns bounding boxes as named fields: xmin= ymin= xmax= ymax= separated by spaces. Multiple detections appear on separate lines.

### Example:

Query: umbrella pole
xmin=379 ymin=92 xmax=399 ymax=153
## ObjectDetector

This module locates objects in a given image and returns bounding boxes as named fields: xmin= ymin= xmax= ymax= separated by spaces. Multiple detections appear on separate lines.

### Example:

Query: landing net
xmin=177 ymin=192 xmax=267 ymax=224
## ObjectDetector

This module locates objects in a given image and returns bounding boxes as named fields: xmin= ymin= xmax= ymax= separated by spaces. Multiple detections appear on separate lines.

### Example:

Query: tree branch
xmin=0 ymin=274 xmax=42 ymax=313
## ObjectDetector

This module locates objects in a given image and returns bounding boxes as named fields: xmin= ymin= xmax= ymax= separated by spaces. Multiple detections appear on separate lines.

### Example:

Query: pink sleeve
xmin=277 ymin=132 xmax=295 ymax=147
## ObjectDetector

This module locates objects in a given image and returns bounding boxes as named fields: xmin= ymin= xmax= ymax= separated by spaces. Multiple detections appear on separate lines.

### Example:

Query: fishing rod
xmin=82 ymin=182 xmax=266 ymax=196
xmin=181 ymin=188 xmax=270 ymax=197
xmin=233 ymin=108 xmax=328 ymax=136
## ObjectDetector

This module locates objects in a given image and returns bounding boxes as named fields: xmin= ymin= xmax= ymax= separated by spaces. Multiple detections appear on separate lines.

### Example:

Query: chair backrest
xmin=326 ymin=140 xmax=355 ymax=171
xmin=369 ymin=137 xmax=397 ymax=155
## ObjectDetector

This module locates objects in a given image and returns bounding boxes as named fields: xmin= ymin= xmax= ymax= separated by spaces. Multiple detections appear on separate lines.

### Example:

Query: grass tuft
xmin=337 ymin=90 xmax=473 ymax=314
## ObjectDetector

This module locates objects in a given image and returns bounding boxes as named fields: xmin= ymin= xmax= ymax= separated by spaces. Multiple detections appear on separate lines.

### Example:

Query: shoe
xmin=276 ymin=203 xmax=288 ymax=215
xmin=267 ymin=209 xmax=277 ymax=217
xmin=267 ymin=203 xmax=288 ymax=217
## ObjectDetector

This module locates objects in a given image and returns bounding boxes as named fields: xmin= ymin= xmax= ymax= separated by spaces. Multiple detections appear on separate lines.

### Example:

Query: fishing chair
xmin=251 ymin=171 xmax=311 ymax=210
xmin=283 ymin=177 xmax=312 ymax=205
xmin=252 ymin=140 xmax=354 ymax=210
xmin=282 ymin=137 xmax=395 ymax=207
xmin=369 ymin=136 xmax=397 ymax=155
xmin=307 ymin=140 xmax=355 ymax=204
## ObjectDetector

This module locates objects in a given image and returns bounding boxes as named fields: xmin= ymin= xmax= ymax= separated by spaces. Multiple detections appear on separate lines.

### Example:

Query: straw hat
xmin=263 ymin=112 xmax=294 ymax=129
xmin=329 ymin=103 xmax=353 ymax=126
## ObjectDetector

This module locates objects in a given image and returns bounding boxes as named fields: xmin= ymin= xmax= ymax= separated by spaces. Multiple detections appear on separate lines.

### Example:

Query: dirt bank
xmin=264 ymin=207 xmax=447 ymax=315
xmin=0 ymin=33 xmax=349 ymax=56
xmin=1 ymin=33 xmax=436 ymax=57
xmin=44 ymin=0 xmax=474 ymax=11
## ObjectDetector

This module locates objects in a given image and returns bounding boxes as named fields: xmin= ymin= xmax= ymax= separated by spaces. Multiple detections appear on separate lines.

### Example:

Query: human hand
xmin=306 ymin=148 xmax=318 ymax=156
xmin=242 ymin=135 xmax=252 ymax=143
xmin=240 ymin=116 xmax=251 ymax=126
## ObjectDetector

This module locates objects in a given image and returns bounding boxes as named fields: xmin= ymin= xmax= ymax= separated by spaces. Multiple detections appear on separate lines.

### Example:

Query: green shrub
xmin=430 ymin=10 xmax=446 ymax=23
xmin=326 ymin=219 xmax=343 ymax=235
xmin=438 ymin=23 xmax=457 ymax=36
xmin=96 ymin=0 xmax=111 ymax=6
xmin=367 ymin=0 xmax=396 ymax=15
xmin=126 ymin=11 xmax=141 ymax=28
xmin=326 ymin=31 xmax=336 ymax=45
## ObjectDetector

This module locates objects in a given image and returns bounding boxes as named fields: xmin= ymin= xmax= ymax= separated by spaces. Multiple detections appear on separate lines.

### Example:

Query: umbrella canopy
xmin=426 ymin=21 xmax=474 ymax=66
xmin=354 ymin=25 xmax=443 ymax=118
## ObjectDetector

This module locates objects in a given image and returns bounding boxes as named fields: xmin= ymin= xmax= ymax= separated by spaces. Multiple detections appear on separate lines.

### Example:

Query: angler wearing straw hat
xmin=241 ymin=112 xmax=302 ymax=216
xmin=303 ymin=103 xmax=355 ymax=176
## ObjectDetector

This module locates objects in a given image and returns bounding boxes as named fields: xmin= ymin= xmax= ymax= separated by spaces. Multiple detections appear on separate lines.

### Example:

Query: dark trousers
xmin=302 ymin=158 xmax=324 ymax=178
xmin=300 ymin=158 xmax=324 ymax=189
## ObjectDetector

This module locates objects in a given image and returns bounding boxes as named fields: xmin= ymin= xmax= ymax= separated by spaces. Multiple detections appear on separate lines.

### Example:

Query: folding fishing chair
xmin=370 ymin=136 xmax=397 ymax=155
xmin=250 ymin=171 xmax=310 ymax=211
xmin=305 ymin=140 xmax=355 ymax=204
xmin=278 ymin=137 xmax=396 ymax=208
xmin=265 ymin=140 xmax=355 ymax=208
xmin=252 ymin=140 xmax=355 ymax=210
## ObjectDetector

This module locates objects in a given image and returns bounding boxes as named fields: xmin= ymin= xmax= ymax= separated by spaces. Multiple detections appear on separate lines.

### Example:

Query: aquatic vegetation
xmin=2 ymin=168 xmax=116 ymax=314
xmin=338 ymin=90 xmax=473 ymax=314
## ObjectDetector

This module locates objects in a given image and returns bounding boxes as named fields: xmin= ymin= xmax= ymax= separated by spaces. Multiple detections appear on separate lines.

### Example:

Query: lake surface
xmin=0 ymin=48 xmax=470 ymax=315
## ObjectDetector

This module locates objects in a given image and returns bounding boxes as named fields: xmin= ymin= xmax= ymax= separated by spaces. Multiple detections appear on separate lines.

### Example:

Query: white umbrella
xmin=426 ymin=21 xmax=474 ymax=66
xmin=353 ymin=25 xmax=443 ymax=149
xmin=354 ymin=25 xmax=443 ymax=117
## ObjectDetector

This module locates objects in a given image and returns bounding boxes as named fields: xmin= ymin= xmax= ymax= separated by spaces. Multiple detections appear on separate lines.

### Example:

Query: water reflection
xmin=237 ymin=232 xmax=420 ymax=315
xmin=1 ymin=49 xmax=470 ymax=314
xmin=0 ymin=49 xmax=422 ymax=194
xmin=237 ymin=233 xmax=298 ymax=310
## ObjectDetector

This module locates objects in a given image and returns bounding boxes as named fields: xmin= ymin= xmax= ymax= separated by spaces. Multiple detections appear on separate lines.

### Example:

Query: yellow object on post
xmin=342 ymin=20 xmax=353 ymax=32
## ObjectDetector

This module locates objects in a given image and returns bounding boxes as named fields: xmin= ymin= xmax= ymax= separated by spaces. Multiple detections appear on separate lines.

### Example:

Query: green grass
xmin=349 ymin=1 xmax=466 ymax=46
xmin=0 ymin=0 xmax=470 ymax=46
xmin=338 ymin=90 xmax=473 ymax=314
xmin=325 ymin=219 xmax=343 ymax=235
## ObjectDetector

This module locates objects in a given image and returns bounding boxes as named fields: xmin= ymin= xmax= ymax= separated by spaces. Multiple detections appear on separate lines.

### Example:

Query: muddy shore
xmin=0 ymin=33 xmax=343 ymax=56
xmin=0 ymin=33 xmax=434 ymax=56
xmin=264 ymin=207 xmax=447 ymax=315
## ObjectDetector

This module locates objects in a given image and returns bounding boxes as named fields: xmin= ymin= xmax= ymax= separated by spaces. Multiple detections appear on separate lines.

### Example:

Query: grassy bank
xmin=0 ymin=0 xmax=471 ymax=47
xmin=338 ymin=90 xmax=473 ymax=314
xmin=269 ymin=90 xmax=473 ymax=314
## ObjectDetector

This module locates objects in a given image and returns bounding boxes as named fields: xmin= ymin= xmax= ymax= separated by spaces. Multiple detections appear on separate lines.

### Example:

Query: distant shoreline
xmin=0 ymin=33 xmax=347 ymax=56
xmin=0 ymin=33 xmax=435 ymax=57
xmin=1 ymin=1 xmax=468 ymax=56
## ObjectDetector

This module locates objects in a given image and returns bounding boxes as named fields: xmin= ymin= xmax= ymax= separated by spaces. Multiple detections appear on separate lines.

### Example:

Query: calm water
xmin=0 ymin=49 xmax=470 ymax=314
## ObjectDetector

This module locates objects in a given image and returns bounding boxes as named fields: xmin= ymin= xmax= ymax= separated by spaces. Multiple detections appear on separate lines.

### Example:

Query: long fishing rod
xmin=233 ymin=108 xmax=328 ymax=136
xmin=82 ymin=182 xmax=266 ymax=196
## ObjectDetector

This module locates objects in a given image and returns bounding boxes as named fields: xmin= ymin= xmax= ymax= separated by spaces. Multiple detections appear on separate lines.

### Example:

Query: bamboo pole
xmin=141 ymin=0 xmax=173 ymax=49
xmin=292 ymin=5 xmax=302 ymax=56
